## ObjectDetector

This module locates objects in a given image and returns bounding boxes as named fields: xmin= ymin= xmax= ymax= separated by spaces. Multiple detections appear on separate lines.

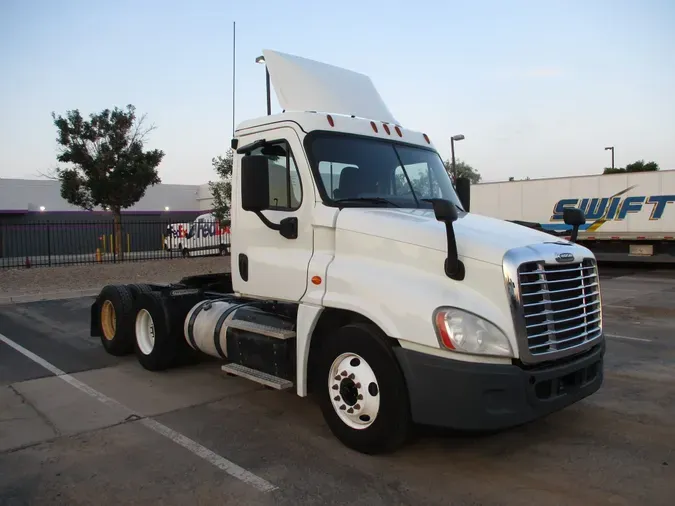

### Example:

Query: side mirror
xmin=241 ymin=155 xmax=270 ymax=212
xmin=455 ymin=177 xmax=471 ymax=212
xmin=240 ymin=154 xmax=298 ymax=240
xmin=424 ymin=198 xmax=464 ymax=281
xmin=427 ymin=198 xmax=458 ymax=223
xmin=563 ymin=207 xmax=586 ymax=243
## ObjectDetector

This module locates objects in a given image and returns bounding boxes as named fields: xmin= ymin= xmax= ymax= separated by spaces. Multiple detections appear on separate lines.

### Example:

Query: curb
xmin=0 ymin=288 xmax=101 ymax=306
xmin=0 ymin=281 xmax=174 ymax=306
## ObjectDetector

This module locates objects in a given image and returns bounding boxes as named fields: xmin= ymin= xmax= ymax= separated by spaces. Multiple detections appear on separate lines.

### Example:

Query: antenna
xmin=231 ymin=21 xmax=236 ymax=137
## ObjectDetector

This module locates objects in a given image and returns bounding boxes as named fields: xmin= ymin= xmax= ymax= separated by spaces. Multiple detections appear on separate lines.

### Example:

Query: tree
xmin=208 ymin=149 xmax=233 ymax=222
xmin=51 ymin=104 xmax=164 ymax=257
xmin=626 ymin=160 xmax=659 ymax=172
xmin=603 ymin=160 xmax=659 ymax=174
xmin=442 ymin=159 xmax=482 ymax=184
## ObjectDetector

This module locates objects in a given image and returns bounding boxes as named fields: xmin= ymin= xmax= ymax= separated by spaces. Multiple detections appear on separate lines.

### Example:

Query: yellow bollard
xmin=96 ymin=248 xmax=102 ymax=262
xmin=127 ymin=233 xmax=130 ymax=253
xmin=102 ymin=235 xmax=106 ymax=254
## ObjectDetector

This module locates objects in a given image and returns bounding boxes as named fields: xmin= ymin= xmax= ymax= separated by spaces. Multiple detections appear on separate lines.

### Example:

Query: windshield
xmin=307 ymin=133 xmax=464 ymax=210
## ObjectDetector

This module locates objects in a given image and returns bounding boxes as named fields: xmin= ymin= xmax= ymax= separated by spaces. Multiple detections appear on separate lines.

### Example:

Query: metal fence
xmin=0 ymin=219 xmax=231 ymax=269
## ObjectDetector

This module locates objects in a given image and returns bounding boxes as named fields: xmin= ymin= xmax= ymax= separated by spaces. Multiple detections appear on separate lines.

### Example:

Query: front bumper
xmin=394 ymin=340 xmax=605 ymax=431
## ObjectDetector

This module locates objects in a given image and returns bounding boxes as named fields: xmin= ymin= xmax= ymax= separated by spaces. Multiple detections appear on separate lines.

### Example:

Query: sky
xmin=1 ymin=0 xmax=674 ymax=186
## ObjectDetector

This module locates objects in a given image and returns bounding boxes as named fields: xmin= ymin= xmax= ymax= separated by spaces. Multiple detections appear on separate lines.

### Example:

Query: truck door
xmin=232 ymin=127 xmax=314 ymax=302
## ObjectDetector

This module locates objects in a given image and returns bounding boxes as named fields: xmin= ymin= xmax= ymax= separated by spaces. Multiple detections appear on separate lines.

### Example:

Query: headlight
xmin=433 ymin=308 xmax=513 ymax=357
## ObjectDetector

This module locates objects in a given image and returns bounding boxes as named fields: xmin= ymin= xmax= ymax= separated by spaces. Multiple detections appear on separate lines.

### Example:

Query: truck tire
xmin=97 ymin=284 xmax=135 ymax=356
xmin=314 ymin=323 xmax=412 ymax=454
xmin=133 ymin=292 xmax=179 ymax=371
xmin=127 ymin=283 xmax=153 ymax=301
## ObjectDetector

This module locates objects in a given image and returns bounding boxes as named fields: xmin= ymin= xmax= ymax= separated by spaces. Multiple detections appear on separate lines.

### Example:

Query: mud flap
xmin=90 ymin=296 xmax=102 ymax=337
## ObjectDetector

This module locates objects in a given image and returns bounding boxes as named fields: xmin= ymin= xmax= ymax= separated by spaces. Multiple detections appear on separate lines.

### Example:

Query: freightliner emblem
xmin=555 ymin=252 xmax=575 ymax=263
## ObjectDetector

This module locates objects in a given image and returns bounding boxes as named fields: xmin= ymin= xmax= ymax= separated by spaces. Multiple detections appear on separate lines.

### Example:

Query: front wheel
xmin=314 ymin=323 xmax=412 ymax=454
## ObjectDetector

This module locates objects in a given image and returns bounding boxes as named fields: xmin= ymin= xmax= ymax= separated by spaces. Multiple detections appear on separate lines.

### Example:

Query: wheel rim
xmin=328 ymin=352 xmax=380 ymax=430
xmin=136 ymin=309 xmax=156 ymax=355
xmin=101 ymin=300 xmax=116 ymax=341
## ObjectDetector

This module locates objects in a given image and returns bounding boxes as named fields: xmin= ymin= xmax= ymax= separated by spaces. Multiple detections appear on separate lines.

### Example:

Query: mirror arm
xmin=424 ymin=198 xmax=465 ymax=281
xmin=253 ymin=212 xmax=298 ymax=240
xmin=569 ymin=224 xmax=580 ymax=243
xmin=255 ymin=211 xmax=280 ymax=231
xmin=441 ymin=222 xmax=465 ymax=280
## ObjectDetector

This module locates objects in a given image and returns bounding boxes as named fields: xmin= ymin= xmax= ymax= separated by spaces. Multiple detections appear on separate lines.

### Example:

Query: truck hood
xmin=336 ymin=208 xmax=567 ymax=266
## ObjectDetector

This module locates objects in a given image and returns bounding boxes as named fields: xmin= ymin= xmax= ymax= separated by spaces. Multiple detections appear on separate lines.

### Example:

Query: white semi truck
xmin=471 ymin=170 xmax=675 ymax=263
xmin=90 ymin=50 xmax=605 ymax=454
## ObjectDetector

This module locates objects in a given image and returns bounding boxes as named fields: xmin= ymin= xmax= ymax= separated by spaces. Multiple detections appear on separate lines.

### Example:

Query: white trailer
xmin=90 ymin=49 xmax=606 ymax=455
xmin=470 ymin=170 xmax=675 ymax=263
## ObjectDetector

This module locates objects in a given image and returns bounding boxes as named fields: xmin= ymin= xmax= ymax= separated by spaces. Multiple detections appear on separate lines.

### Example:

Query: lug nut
xmin=347 ymin=408 xmax=354 ymax=414
xmin=334 ymin=396 xmax=340 ymax=401
xmin=349 ymin=373 xmax=355 ymax=379
xmin=355 ymin=383 xmax=361 ymax=389
xmin=332 ymin=384 xmax=338 ymax=390
xmin=357 ymin=394 xmax=363 ymax=400
xmin=354 ymin=404 xmax=361 ymax=410
xmin=339 ymin=404 xmax=346 ymax=410
xmin=341 ymin=371 xmax=348 ymax=377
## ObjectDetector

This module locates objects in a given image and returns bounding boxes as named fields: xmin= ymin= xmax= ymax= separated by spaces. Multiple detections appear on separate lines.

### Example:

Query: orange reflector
xmin=394 ymin=126 xmax=402 ymax=137
xmin=383 ymin=123 xmax=390 ymax=135
xmin=327 ymin=115 xmax=334 ymax=127
xmin=311 ymin=276 xmax=322 ymax=285
xmin=370 ymin=121 xmax=378 ymax=133
xmin=423 ymin=133 xmax=430 ymax=144
xmin=435 ymin=312 xmax=454 ymax=350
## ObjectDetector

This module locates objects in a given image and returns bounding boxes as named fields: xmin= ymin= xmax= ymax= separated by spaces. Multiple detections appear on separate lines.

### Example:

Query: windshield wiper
xmin=421 ymin=198 xmax=465 ymax=213
xmin=334 ymin=197 xmax=401 ymax=208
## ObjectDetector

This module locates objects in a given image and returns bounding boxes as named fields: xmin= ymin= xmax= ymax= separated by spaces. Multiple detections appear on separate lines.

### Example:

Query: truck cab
xmin=92 ymin=49 xmax=605 ymax=455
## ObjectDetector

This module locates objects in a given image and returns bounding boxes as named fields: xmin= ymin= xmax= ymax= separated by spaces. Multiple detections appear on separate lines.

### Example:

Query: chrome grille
xmin=518 ymin=259 xmax=602 ymax=357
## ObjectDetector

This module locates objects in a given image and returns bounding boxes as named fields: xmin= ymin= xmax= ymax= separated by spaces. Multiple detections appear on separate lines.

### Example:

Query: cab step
xmin=221 ymin=363 xmax=293 ymax=390
xmin=226 ymin=319 xmax=296 ymax=340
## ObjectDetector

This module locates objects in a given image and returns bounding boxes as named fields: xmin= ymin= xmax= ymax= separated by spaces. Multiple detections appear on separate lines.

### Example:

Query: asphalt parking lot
xmin=1 ymin=266 xmax=674 ymax=505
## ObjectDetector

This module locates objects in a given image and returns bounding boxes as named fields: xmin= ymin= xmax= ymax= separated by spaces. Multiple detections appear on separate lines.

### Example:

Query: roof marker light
xmin=394 ymin=126 xmax=402 ymax=137
xmin=327 ymin=114 xmax=335 ymax=127
xmin=423 ymin=133 xmax=430 ymax=144
xmin=382 ymin=123 xmax=390 ymax=135
xmin=370 ymin=121 xmax=378 ymax=133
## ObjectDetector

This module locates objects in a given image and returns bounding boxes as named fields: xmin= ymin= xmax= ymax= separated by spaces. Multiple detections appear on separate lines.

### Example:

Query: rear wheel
xmin=98 ymin=285 xmax=135 ymax=356
xmin=315 ymin=323 xmax=412 ymax=454
xmin=127 ymin=283 xmax=153 ymax=301
xmin=133 ymin=292 xmax=179 ymax=371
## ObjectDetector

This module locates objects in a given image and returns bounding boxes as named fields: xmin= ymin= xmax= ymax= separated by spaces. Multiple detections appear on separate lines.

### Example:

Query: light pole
xmin=450 ymin=134 xmax=465 ymax=179
xmin=255 ymin=55 xmax=271 ymax=116
xmin=604 ymin=146 xmax=614 ymax=169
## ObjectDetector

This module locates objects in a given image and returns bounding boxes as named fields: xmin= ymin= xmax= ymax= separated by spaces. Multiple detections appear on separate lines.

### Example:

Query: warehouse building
xmin=0 ymin=178 xmax=218 ymax=264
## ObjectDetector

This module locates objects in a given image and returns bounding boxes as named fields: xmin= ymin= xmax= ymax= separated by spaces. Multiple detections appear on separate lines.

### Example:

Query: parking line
xmin=606 ymin=334 xmax=652 ymax=343
xmin=0 ymin=332 xmax=278 ymax=493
